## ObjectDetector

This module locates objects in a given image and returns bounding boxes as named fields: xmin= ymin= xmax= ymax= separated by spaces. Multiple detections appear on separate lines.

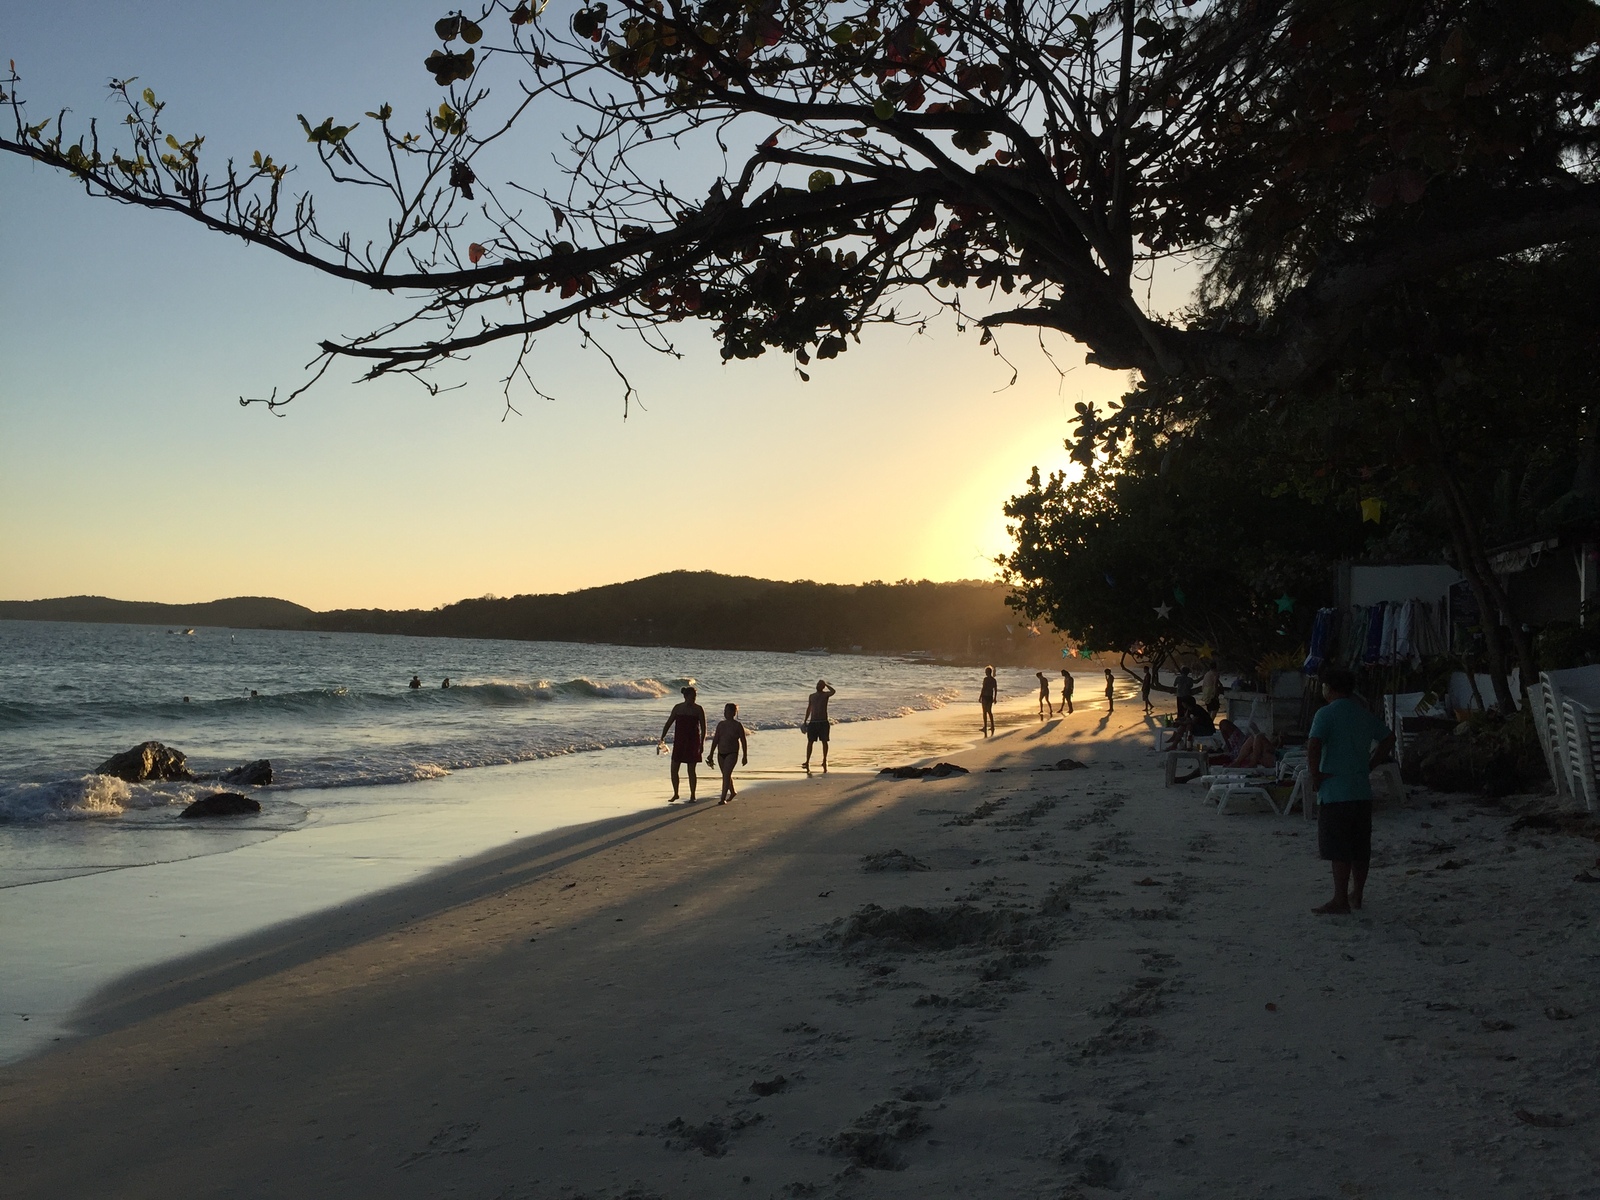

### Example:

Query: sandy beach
xmin=3 ymin=702 xmax=1598 ymax=1199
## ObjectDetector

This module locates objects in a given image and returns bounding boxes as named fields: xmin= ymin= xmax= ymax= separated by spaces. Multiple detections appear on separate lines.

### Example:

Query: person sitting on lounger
xmin=1218 ymin=719 xmax=1276 ymax=768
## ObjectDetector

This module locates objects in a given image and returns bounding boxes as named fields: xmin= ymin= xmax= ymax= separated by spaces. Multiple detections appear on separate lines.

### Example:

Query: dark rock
xmin=834 ymin=903 xmax=1050 ymax=952
xmin=180 ymin=792 xmax=261 ymax=819
xmin=220 ymin=759 xmax=273 ymax=786
xmin=878 ymin=762 xmax=969 ymax=779
xmin=96 ymin=741 xmax=195 ymax=782
xmin=749 ymin=1075 xmax=788 ymax=1096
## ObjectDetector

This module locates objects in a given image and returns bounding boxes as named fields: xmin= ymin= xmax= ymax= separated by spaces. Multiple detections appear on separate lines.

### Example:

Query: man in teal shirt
xmin=1306 ymin=666 xmax=1395 ymax=914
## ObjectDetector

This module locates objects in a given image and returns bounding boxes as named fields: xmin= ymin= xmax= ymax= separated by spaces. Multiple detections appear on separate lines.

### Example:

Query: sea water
xmin=0 ymin=619 xmax=1127 ymax=883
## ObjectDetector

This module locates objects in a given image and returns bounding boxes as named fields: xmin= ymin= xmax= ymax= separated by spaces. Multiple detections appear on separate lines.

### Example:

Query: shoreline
xmin=0 ymin=696 xmax=1014 ymax=1065
xmin=5 ymin=703 xmax=1593 ymax=1197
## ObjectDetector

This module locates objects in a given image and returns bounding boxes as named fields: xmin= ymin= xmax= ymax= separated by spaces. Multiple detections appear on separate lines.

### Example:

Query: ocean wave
xmin=0 ymin=676 xmax=685 ymax=727
xmin=0 ymin=774 xmax=198 ymax=822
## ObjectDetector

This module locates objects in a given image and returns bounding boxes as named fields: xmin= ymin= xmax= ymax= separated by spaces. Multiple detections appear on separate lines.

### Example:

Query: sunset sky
xmin=0 ymin=1 xmax=1144 ymax=611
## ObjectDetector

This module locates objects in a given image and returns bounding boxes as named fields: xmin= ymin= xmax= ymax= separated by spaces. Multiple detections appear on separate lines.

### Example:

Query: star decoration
xmin=1276 ymin=594 xmax=1295 ymax=613
xmin=1061 ymin=647 xmax=1073 ymax=659
xmin=1360 ymin=497 xmax=1384 ymax=523
xmin=1173 ymin=587 xmax=1186 ymax=606
xmin=1154 ymin=603 xmax=1173 ymax=619
xmin=1197 ymin=643 xmax=1215 ymax=658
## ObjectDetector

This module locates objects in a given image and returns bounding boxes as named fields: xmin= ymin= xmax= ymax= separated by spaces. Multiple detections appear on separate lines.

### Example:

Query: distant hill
xmin=2 ymin=572 xmax=1069 ymax=664
xmin=0 ymin=595 xmax=315 ymax=629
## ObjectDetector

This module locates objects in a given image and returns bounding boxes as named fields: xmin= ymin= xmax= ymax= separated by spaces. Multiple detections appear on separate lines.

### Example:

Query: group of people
xmin=657 ymin=680 xmax=836 ymax=804
xmin=977 ymin=666 xmax=1122 ymax=734
xmin=407 ymin=675 xmax=451 ymax=689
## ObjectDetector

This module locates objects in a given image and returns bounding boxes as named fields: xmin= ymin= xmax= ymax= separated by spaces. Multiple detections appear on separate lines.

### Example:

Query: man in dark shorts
xmin=803 ymin=679 xmax=835 ymax=770
xmin=1035 ymin=671 xmax=1051 ymax=720
xmin=1058 ymin=668 xmax=1074 ymax=715
xmin=1307 ymin=666 xmax=1394 ymax=914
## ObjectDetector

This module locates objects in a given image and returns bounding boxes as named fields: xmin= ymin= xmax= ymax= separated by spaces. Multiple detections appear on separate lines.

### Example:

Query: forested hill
xmin=0 ymin=595 xmax=315 ymax=629
xmin=3 ymin=573 xmax=1064 ymax=662
xmin=315 ymin=573 xmax=1045 ymax=659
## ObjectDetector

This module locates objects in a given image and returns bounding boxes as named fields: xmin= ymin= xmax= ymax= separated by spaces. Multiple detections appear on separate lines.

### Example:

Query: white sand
xmin=2 ymin=703 xmax=1597 ymax=1198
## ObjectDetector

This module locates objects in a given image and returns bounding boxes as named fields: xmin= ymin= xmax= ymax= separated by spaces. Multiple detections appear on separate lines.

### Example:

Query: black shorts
xmin=1318 ymin=799 xmax=1373 ymax=865
xmin=807 ymin=720 xmax=830 ymax=743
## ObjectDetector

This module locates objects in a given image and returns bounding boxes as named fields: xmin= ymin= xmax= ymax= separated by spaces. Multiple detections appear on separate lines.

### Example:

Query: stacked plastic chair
xmin=1538 ymin=667 xmax=1600 ymax=812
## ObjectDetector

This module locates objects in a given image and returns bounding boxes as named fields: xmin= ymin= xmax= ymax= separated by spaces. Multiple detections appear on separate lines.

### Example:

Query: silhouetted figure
xmin=441 ymin=677 xmax=452 ymax=689
xmin=408 ymin=675 xmax=422 ymax=690
xmin=1036 ymin=671 xmax=1051 ymax=720
xmin=979 ymin=667 xmax=998 ymax=736
xmin=803 ymin=680 xmax=835 ymax=770
xmin=1141 ymin=665 xmax=1154 ymax=714
xmin=1058 ymin=668 xmax=1074 ymax=715
xmin=660 ymin=685 xmax=707 ymax=802
xmin=707 ymin=702 xmax=749 ymax=803
xmin=1103 ymin=668 xmax=1116 ymax=712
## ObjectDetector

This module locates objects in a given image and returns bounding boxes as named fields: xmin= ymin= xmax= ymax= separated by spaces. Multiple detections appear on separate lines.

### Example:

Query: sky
xmin=0 ymin=1 xmax=1148 ymax=611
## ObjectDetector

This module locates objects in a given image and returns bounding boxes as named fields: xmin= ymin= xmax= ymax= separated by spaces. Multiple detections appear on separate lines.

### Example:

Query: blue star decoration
xmin=1276 ymin=594 xmax=1295 ymax=613
xmin=1104 ymin=573 xmax=1116 ymax=588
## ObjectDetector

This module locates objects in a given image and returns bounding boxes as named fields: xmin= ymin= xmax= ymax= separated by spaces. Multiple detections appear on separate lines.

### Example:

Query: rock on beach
xmin=180 ymin=792 xmax=261 ymax=819
xmin=95 ymin=741 xmax=195 ymax=783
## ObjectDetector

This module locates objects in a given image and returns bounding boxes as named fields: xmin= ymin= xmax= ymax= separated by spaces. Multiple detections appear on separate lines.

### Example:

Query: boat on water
xmin=183 ymin=628 xmax=196 ymax=636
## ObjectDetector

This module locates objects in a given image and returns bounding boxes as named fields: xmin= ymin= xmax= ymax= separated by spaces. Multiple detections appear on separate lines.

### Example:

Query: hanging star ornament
xmin=1154 ymin=603 xmax=1173 ymax=619
xmin=1197 ymin=643 xmax=1215 ymax=658
xmin=1360 ymin=497 xmax=1384 ymax=523
xmin=1276 ymin=594 xmax=1296 ymax=613
xmin=1173 ymin=587 xmax=1186 ymax=606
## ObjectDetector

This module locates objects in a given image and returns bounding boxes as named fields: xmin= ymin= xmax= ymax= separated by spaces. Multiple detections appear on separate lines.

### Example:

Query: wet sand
xmin=2 ymin=703 xmax=1597 ymax=1198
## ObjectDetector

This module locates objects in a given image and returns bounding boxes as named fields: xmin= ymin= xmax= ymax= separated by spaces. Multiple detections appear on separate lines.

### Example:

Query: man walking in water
xmin=1058 ymin=668 xmax=1074 ymax=715
xmin=1035 ymin=671 xmax=1051 ymax=720
xmin=803 ymin=679 xmax=835 ymax=770
xmin=979 ymin=666 xmax=998 ymax=735
xmin=659 ymin=685 xmax=707 ymax=802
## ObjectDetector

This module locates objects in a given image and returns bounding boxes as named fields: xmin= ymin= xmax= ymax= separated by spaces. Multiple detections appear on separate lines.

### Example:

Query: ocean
xmin=0 ymin=619 xmax=1127 ymax=879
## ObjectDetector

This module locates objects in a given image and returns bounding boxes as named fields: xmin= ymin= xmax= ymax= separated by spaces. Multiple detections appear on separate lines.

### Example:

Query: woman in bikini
xmin=659 ymin=685 xmax=707 ymax=802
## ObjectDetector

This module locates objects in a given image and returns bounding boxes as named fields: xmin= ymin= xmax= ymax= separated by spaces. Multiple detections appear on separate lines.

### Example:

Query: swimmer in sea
xmin=409 ymin=674 xmax=422 ymax=690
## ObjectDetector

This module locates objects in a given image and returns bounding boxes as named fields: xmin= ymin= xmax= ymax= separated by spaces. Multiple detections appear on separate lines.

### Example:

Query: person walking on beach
xmin=659 ymin=685 xmax=707 ymax=802
xmin=706 ymin=702 xmax=749 ymax=804
xmin=1035 ymin=671 xmax=1051 ymax=720
xmin=1306 ymin=666 xmax=1394 ymax=915
xmin=1103 ymin=668 xmax=1116 ymax=712
xmin=1141 ymin=665 xmax=1154 ymax=714
xmin=803 ymin=680 xmax=835 ymax=770
xmin=1058 ymin=668 xmax=1074 ymax=715
xmin=979 ymin=666 xmax=998 ymax=736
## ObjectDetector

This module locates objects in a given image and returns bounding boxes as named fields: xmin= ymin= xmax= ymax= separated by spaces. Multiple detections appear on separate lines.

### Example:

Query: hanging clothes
xmin=1303 ymin=607 xmax=1336 ymax=675
xmin=1362 ymin=602 xmax=1388 ymax=665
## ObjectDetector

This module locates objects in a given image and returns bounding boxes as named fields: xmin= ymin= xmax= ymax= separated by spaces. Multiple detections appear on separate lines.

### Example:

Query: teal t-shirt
xmin=1309 ymin=697 xmax=1392 ymax=803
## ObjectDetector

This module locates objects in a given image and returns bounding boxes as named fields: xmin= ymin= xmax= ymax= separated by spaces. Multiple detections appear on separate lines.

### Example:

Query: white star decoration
xmin=1154 ymin=603 xmax=1173 ymax=619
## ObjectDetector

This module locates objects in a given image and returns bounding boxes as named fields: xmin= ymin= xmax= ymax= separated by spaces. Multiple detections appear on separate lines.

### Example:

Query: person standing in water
xmin=706 ymin=702 xmax=749 ymax=804
xmin=659 ymin=685 xmax=707 ymax=802
xmin=803 ymin=680 xmax=835 ymax=770
xmin=408 ymin=674 xmax=422 ymax=690
xmin=1103 ymin=668 xmax=1116 ymax=712
xmin=1058 ymin=668 xmax=1074 ymax=715
xmin=979 ymin=666 xmax=998 ymax=735
xmin=1035 ymin=671 xmax=1051 ymax=720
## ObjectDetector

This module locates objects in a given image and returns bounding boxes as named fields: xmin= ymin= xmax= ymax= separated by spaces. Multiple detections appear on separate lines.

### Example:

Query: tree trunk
xmin=1434 ymin=470 xmax=1517 ymax=711
xmin=1438 ymin=471 xmax=1540 ymax=699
